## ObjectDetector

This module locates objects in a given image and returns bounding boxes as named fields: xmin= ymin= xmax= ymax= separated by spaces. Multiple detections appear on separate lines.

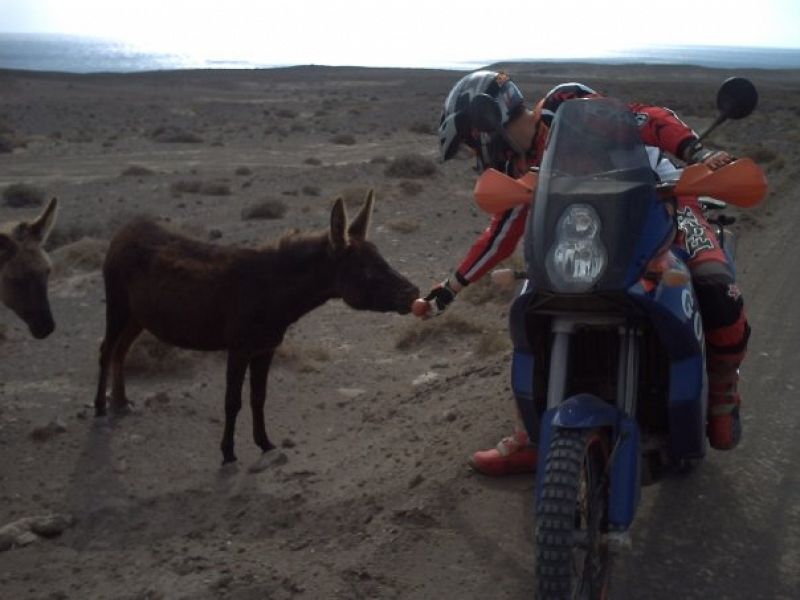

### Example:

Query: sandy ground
xmin=1 ymin=63 xmax=799 ymax=600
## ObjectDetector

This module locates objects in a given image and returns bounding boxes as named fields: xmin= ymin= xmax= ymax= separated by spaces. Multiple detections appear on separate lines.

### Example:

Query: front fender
xmin=551 ymin=393 xmax=621 ymax=428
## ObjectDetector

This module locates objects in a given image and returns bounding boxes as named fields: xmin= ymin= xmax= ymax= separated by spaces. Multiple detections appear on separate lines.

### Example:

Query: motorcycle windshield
xmin=526 ymin=97 xmax=672 ymax=293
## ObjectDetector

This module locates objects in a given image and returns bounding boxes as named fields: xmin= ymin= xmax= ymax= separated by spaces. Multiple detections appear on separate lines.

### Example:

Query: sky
xmin=2 ymin=0 xmax=800 ymax=67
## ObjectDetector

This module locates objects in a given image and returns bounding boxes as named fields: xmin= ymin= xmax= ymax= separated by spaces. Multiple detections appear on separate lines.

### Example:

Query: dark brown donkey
xmin=0 ymin=197 xmax=58 ymax=339
xmin=94 ymin=190 xmax=419 ymax=463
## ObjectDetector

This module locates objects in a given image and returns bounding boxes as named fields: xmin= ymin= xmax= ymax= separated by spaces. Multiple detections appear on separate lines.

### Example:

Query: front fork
xmin=533 ymin=317 xmax=643 ymax=533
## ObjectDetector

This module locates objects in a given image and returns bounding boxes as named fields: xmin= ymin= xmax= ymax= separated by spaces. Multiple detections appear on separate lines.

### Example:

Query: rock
xmin=29 ymin=513 xmax=75 ymax=538
xmin=0 ymin=513 xmax=74 ymax=551
xmin=412 ymin=371 xmax=438 ymax=386
xmin=248 ymin=451 xmax=289 ymax=473
xmin=30 ymin=417 xmax=67 ymax=442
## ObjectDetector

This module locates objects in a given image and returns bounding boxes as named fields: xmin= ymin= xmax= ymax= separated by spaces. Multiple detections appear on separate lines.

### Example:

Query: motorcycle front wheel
xmin=535 ymin=427 xmax=611 ymax=600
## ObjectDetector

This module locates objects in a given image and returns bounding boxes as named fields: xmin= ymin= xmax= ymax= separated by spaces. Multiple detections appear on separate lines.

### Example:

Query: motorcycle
xmin=417 ymin=77 xmax=767 ymax=599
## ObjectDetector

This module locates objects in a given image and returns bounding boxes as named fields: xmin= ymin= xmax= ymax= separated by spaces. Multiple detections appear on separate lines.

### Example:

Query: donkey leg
xmin=220 ymin=350 xmax=249 ymax=464
xmin=94 ymin=285 xmax=131 ymax=417
xmin=249 ymin=351 xmax=276 ymax=453
xmin=109 ymin=322 xmax=144 ymax=415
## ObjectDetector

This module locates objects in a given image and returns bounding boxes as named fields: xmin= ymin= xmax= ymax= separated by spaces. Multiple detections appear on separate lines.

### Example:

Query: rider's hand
xmin=424 ymin=278 xmax=460 ymax=313
xmin=687 ymin=144 xmax=734 ymax=171
xmin=700 ymin=150 xmax=734 ymax=171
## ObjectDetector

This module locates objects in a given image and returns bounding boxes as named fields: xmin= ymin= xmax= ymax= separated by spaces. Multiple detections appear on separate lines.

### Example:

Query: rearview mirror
xmin=717 ymin=77 xmax=758 ymax=120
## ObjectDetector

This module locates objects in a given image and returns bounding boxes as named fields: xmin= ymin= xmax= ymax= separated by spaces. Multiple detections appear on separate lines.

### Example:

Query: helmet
xmin=438 ymin=70 xmax=525 ymax=165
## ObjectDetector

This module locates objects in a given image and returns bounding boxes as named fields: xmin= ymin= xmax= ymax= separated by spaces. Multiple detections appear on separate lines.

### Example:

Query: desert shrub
xmin=149 ymin=126 xmax=203 ymax=144
xmin=0 ymin=135 xmax=14 ymax=154
xmin=121 ymin=165 xmax=155 ymax=176
xmin=409 ymin=121 xmax=435 ymax=135
xmin=386 ymin=219 xmax=420 ymax=234
xmin=170 ymin=180 xmax=202 ymax=195
xmin=475 ymin=330 xmax=511 ymax=356
xmin=276 ymin=108 xmax=297 ymax=119
xmin=235 ymin=166 xmax=253 ymax=176
xmin=304 ymin=157 xmax=322 ymax=166
xmin=51 ymin=237 xmax=109 ymax=276
xmin=398 ymin=180 xmax=423 ymax=196
xmin=45 ymin=219 xmax=107 ymax=251
xmin=461 ymin=256 xmax=525 ymax=306
xmin=241 ymin=200 xmax=287 ymax=220
xmin=330 ymin=133 xmax=356 ymax=145
xmin=2 ymin=183 xmax=45 ymax=207
xmin=302 ymin=185 xmax=321 ymax=196
xmin=200 ymin=182 xmax=231 ymax=196
xmin=275 ymin=341 xmax=331 ymax=373
xmin=370 ymin=155 xmax=388 ymax=164
xmin=125 ymin=332 xmax=194 ymax=375
xmin=170 ymin=180 xmax=230 ymax=196
xmin=384 ymin=153 xmax=437 ymax=178
xmin=396 ymin=314 xmax=482 ymax=350
xmin=290 ymin=123 xmax=307 ymax=133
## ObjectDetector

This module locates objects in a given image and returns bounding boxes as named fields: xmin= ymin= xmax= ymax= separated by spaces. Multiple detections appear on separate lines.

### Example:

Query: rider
xmin=427 ymin=70 xmax=749 ymax=475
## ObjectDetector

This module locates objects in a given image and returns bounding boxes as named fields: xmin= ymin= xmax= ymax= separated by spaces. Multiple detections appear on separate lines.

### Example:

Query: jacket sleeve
xmin=456 ymin=204 xmax=529 ymax=284
xmin=628 ymin=102 xmax=698 ymax=160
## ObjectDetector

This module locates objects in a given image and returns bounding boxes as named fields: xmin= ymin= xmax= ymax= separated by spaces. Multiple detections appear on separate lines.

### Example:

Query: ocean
xmin=2 ymin=32 xmax=800 ymax=73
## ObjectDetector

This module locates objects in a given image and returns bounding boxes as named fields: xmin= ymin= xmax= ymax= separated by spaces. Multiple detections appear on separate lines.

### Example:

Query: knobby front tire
xmin=535 ymin=427 xmax=611 ymax=600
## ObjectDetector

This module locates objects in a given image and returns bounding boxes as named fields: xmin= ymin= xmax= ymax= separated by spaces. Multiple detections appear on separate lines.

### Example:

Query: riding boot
xmin=706 ymin=353 xmax=743 ymax=450
xmin=469 ymin=429 xmax=538 ymax=476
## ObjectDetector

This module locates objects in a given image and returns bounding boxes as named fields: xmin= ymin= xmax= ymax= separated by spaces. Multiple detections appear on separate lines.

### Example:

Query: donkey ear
xmin=27 ymin=197 xmax=58 ymax=243
xmin=347 ymin=189 xmax=374 ymax=241
xmin=329 ymin=197 xmax=348 ymax=251
xmin=0 ymin=233 xmax=17 ymax=266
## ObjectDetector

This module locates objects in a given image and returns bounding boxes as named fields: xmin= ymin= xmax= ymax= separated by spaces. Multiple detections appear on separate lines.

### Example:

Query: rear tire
xmin=535 ymin=428 xmax=611 ymax=600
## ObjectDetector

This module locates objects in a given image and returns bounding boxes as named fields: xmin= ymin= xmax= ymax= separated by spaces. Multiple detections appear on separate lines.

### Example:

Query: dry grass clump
xmin=460 ymin=256 xmax=525 ymax=305
xmin=51 ymin=237 xmax=109 ymax=276
xmin=149 ymin=126 xmax=203 ymax=144
xmin=124 ymin=332 xmax=195 ymax=375
xmin=330 ymin=134 xmax=357 ymax=145
xmin=475 ymin=329 xmax=512 ymax=357
xmin=395 ymin=314 xmax=483 ymax=351
xmin=386 ymin=219 xmax=420 ymax=234
xmin=235 ymin=166 xmax=253 ymax=176
xmin=409 ymin=122 xmax=435 ymax=135
xmin=304 ymin=157 xmax=322 ymax=166
xmin=2 ymin=184 xmax=45 ymax=208
xmin=121 ymin=165 xmax=156 ymax=177
xmin=398 ymin=180 xmax=424 ymax=196
xmin=170 ymin=180 xmax=231 ymax=197
xmin=241 ymin=200 xmax=287 ymax=220
xmin=275 ymin=341 xmax=331 ymax=373
xmin=384 ymin=153 xmax=437 ymax=178
xmin=0 ymin=121 xmax=26 ymax=153
xmin=45 ymin=219 xmax=107 ymax=251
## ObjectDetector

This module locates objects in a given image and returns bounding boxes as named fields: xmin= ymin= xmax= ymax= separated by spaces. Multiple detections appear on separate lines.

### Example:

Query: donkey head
xmin=0 ymin=197 xmax=58 ymax=339
xmin=329 ymin=190 xmax=419 ymax=314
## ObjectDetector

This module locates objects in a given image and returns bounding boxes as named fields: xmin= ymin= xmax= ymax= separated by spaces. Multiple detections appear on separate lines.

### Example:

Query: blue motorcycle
xmin=472 ymin=78 xmax=766 ymax=599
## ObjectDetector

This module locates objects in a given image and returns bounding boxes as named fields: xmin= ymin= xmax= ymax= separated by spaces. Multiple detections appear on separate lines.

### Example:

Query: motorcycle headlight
xmin=545 ymin=204 xmax=607 ymax=292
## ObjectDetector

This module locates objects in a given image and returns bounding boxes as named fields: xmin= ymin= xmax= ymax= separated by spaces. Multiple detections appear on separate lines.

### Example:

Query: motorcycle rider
xmin=428 ymin=70 xmax=749 ymax=475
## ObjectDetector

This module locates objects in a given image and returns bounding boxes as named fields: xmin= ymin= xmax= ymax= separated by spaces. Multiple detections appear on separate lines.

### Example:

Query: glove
xmin=686 ymin=143 xmax=734 ymax=171
xmin=424 ymin=278 xmax=459 ymax=313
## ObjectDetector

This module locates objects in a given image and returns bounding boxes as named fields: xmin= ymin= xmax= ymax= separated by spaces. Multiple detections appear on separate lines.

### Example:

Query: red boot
xmin=469 ymin=430 xmax=538 ymax=476
xmin=707 ymin=357 xmax=743 ymax=450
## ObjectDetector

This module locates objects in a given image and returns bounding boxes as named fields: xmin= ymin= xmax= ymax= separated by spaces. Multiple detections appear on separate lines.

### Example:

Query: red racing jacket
xmin=454 ymin=82 xmax=699 ymax=286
